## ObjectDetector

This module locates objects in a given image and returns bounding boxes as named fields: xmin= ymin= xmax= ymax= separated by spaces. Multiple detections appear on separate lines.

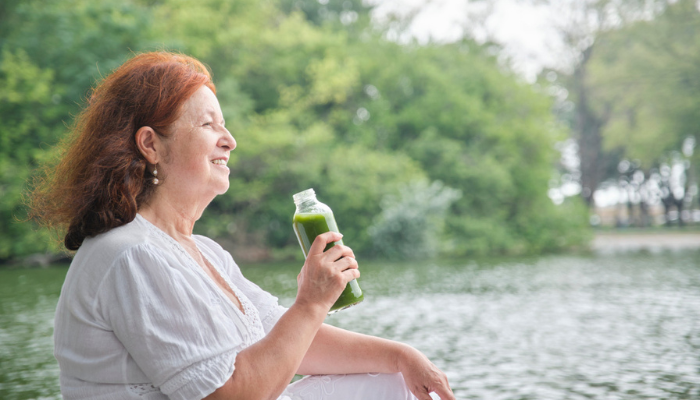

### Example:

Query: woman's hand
xmin=295 ymin=231 xmax=360 ymax=313
xmin=397 ymin=345 xmax=455 ymax=400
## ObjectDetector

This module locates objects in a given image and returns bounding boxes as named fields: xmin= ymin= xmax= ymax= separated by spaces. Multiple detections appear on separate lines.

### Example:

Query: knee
xmin=283 ymin=372 xmax=416 ymax=400
xmin=347 ymin=372 xmax=415 ymax=400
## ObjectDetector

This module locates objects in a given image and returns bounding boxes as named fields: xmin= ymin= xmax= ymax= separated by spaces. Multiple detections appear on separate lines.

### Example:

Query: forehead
xmin=179 ymin=86 xmax=221 ymax=120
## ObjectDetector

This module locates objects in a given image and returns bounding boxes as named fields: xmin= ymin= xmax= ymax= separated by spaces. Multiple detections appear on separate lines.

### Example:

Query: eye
xmin=203 ymin=121 xmax=213 ymax=127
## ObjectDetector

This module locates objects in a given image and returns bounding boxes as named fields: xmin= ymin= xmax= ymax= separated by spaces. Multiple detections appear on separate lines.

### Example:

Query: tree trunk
xmin=638 ymin=198 xmax=650 ymax=227
xmin=574 ymin=44 xmax=612 ymax=208
xmin=661 ymin=197 xmax=673 ymax=226
xmin=674 ymin=197 xmax=685 ymax=227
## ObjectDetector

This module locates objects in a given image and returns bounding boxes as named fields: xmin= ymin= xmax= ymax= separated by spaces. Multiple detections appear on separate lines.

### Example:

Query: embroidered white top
xmin=54 ymin=214 xmax=287 ymax=400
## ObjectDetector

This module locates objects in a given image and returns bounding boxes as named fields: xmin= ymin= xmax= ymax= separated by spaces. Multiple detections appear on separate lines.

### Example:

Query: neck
xmin=138 ymin=188 xmax=212 ymax=241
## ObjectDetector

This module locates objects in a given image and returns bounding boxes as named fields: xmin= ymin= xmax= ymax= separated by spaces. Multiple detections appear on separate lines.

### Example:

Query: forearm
xmin=297 ymin=323 xmax=409 ymax=376
xmin=206 ymin=302 xmax=326 ymax=400
xmin=299 ymin=324 xmax=456 ymax=400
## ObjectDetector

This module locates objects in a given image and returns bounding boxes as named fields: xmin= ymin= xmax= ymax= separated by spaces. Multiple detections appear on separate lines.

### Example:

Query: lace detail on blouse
xmin=139 ymin=215 xmax=267 ymax=344
xmin=199 ymin=251 xmax=267 ymax=343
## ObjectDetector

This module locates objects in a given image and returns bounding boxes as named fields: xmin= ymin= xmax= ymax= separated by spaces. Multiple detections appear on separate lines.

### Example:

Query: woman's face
xmin=159 ymin=85 xmax=235 ymax=199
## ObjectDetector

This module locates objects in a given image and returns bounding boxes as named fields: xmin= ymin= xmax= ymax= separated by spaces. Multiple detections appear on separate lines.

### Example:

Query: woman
xmin=30 ymin=51 xmax=454 ymax=400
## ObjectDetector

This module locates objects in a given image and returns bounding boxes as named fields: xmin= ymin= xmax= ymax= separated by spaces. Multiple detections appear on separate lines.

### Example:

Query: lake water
xmin=1 ymin=253 xmax=699 ymax=399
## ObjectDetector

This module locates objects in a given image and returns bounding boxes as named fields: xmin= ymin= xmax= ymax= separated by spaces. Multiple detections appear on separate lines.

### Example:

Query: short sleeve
xmin=97 ymin=244 xmax=245 ymax=400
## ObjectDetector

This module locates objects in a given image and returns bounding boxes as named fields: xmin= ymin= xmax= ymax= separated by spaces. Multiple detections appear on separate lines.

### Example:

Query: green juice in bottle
xmin=292 ymin=189 xmax=364 ymax=313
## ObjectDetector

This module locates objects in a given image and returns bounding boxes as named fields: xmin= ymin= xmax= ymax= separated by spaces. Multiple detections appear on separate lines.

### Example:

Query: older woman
xmin=30 ymin=52 xmax=454 ymax=400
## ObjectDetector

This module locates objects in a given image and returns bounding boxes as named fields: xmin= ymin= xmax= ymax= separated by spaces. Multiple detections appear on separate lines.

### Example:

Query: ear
xmin=135 ymin=126 xmax=160 ymax=165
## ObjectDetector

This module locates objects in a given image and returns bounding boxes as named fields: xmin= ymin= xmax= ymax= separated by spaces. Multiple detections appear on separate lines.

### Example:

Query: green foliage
xmin=585 ymin=0 xmax=700 ymax=172
xmin=369 ymin=180 xmax=462 ymax=259
xmin=0 ymin=0 xmax=158 ymax=260
xmin=0 ymin=49 xmax=61 ymax=259
xmin=4 ymin=0 xmax=156 ymax=110
xmin=2 ymin=0 xmax=590 ymax=262
xmin=344 ymin=39 xmax=574 ymax=255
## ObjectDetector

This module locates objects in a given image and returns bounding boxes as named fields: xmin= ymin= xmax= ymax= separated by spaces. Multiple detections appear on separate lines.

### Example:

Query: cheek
xmin=162 ymin=148 xmax=205 ymax=178
xmin=161 ymin=133 xmax=214 ymax=177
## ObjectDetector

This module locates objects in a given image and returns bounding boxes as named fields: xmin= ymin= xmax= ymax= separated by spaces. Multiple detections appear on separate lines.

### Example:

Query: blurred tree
xmin=343 ymin=38 xmax=589 ymax=254
xmin=0 ymin=50 xmax=60 ymax=260
xmin=3 ymin=0 xmax=156 ymax=112
xmin=369 ymin=180 xmax=462 ymax=260
xmin=0 ymin=0 xmax=156 ymax=259
xmin=533 ymin=0 xmax=670 ymax=206
xmin=585 ymin=0 xmax=700 ymax=225
xmin=3 ymin=0 xmax=591 ymax=262
xmin=276 ymin=0 xmax=371 ymax=28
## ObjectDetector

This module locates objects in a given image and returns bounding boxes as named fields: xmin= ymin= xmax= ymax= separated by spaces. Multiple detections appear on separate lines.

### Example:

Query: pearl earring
xmin=152 ymin=165 xmax=159 ymax=185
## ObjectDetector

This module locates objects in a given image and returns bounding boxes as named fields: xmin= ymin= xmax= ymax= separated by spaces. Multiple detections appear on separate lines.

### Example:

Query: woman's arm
xmin=297 ymin=323 xmax=403 ymax=375
xmin=298 ymin=324 xmax=456 ymax=400
xmin=205 ymin=232 xmax=358 ymax=400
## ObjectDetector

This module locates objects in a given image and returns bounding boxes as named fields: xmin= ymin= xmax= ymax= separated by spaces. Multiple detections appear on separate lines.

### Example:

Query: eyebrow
xmin=201 ymin=109 xmax=223 ymax=122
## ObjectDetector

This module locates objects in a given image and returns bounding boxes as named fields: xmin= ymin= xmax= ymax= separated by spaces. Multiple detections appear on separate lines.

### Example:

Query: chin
xmin=215 ymin=182 xmax=230 ymax=195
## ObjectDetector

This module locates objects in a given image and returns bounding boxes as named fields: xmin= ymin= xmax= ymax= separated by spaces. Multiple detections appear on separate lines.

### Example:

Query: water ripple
xmin=2 ymin=254 xmax=700 ymax=399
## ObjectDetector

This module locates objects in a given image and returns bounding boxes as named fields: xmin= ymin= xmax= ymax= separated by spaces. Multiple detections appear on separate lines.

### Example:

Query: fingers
xmin=308 ymin=231 xmax=343 ymax=256
xmin=334 ymin=253 xmax=358 ymax=270
xmin=414 ymin=392 xmax=432 ymax=400
xmin=434 ymin=387 xmax=456 ymax=400
xmin=323 ymin=243 xmax=356 ymax=263
xmin=412 ymin=387 xmax=453 ymax=400
xmin=428 ymin=380 xmax=455 ymax=400
xmin=340 ymin=263 xmax=360 ymax=281
xmin=422 ymin=374 xmax=454 ymax=400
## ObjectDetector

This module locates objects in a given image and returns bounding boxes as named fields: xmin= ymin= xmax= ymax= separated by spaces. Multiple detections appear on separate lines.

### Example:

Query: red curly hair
xmin=29 ymin=51 xmax=216 ymax=250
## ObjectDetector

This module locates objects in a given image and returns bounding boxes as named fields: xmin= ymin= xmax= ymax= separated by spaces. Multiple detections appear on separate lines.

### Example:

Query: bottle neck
xmin=293 ymin=188 xmax=317 ymax=209
xmin=295 ymin=196 xmax=317 ymax=210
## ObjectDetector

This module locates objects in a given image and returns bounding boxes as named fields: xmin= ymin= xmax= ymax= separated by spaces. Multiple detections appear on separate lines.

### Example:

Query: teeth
xmin=212 ymin=159 xmax=227 ymax=165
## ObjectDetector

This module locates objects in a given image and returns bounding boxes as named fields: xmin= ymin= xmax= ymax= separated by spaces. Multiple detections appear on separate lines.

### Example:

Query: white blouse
xmin=54 ymin=214 xmax=287 ymax=400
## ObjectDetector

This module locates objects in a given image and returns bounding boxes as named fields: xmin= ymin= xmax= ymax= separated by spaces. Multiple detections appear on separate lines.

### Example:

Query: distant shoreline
xmin=591 ymin=231 xmax=700 ymax=253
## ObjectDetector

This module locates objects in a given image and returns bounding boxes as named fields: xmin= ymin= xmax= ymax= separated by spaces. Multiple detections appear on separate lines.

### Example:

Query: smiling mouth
xmin=212 ymin=159 xmax=227 ymax=166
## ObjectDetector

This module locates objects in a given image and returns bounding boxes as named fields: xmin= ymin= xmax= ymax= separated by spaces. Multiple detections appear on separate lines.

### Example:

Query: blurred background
xmin=1 ymin=0 xmax=699 ymax=399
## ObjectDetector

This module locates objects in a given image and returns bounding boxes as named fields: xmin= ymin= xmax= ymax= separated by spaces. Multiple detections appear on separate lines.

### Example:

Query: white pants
xmin=280 ymin=373 xmax=417 ymax=400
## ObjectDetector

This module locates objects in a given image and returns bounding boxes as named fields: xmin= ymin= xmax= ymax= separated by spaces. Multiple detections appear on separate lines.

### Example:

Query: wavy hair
xmin=29 ymin=51 xmax=216 ymax=250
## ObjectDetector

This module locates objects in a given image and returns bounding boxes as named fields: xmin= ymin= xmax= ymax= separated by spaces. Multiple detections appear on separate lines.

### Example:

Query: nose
xmin=220 ymin=127 xmax=236 ymax=151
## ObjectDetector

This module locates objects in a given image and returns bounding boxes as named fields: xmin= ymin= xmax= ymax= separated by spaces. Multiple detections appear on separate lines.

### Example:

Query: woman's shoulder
xmin=83 ymin=216 xmax=154 ymax=252
xmin=72 ymin=215 xmax=169 ymax=274
xmin=60 ymin=216 xmax=169 ymax=315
